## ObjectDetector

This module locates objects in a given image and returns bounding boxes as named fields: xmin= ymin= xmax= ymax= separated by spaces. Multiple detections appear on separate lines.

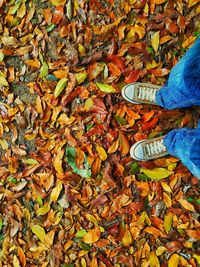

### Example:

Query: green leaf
xmin=0 ymin=52 xmax=4 ymax=62
xmin=40 ymin=61 xmax=49 ymax=78
xmin=0 ymin=234 xmax=4 ymax=243
xmin=66 ymin=0 xmax=72 ymax=21
xmin=96 ymin=83 xmax=116 ymax=93
xmin=46 ymin=74 xmax=58 ymax=81
xmin=138 ymin=174 xmax=149 ymax=181
xmin=54 ymin=78 xmax=68 ymax=98
xmin=61 ymin=264 xmax=74 ymax=267
xmin=79 ymin=242 xmax=91 ymax=251
xmin=36 ymin=195 xmax=43 ymax=206
xmin=187 ymin=197 xmax=193 ymax=202
xmin=196 ymin=199 xmax=200 ymax=205
xmin=140 ymin=168 xmax=173 ymax=180
xmin=76 ymin=229 xmax=87 ymax=238
xmin=46 ymin=24 xmax=56 ymax=32
xmin=24 ymin=158 xmax=39 ymax=165
xmin=114 ymin=115 xmax=127 ymax=125
xmin=130 ymin=162 xmax=140 ymax=175
xmin=66 ymin=147 xmax=91 ymax=178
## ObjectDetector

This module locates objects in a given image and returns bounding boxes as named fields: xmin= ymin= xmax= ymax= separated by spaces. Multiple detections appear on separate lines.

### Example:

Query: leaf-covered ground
xmin=0 ymin=0 xmax=200 ymax=266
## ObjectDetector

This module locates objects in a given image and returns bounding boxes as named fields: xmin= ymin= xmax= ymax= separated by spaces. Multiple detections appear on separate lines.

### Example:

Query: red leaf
xmin=125 ymin=69 xmax=141 ymax=83
xmin=107 ymin=55 xmax=125 ymax=71
xmin=141 ymin=118 xmax=159 ymax=131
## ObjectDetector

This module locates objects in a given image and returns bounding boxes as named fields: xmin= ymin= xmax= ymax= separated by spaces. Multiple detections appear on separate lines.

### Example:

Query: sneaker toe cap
xmin=121 ymin=84 xmax=135 ymax=103
xmin=130 ymin=142 xmax=144 ymax=160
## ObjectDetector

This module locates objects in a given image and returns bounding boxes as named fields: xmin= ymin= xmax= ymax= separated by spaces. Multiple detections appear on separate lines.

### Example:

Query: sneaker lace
xmin=145 ymin=139 xmax=167 ymax=157
xmin=137 ymin=86 xmax=157 ymax=102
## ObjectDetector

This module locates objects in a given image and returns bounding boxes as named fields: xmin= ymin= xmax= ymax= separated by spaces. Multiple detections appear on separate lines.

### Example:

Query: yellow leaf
xmin=182 ymin=36 xmax=196 ymax=49
xmin=50 ymin=180 xmax=63 ymax=203
xmin=13 ymin=255 xmax=20 ymax=267
xmin=156 ymin=246 xmax=167 ymax=256
xmin=85 ymin=98 xmax=94 ymax=111
xmin=188 ymin=0 xmax=199 ymax=8
xmin=57 ymin=114 xmax=76 ymax=125
xmin=54 ymin=78 xmax=68 ymax=98
xmin=122 ymin=229 xmax=133 ymax=246
xmin=85 ymin=214 xmax=99 ymax=226
xmin=152 ymin=31 xmax=160 ymax=52
xmin=178 ymin=198 xmax=195 ymax=212
xmin=108 ymin=138 xmax=119 ymax=153
xmin=193 ymin=254 xmax=200 ymax=264
xmin=0 ymin=76 xmax=9 ymax=86
xmin=83 ymin=227 xmax=101 ymax=244
xmin=36 ymin=203 xmax=50 ymax=216
xmin=75 ymin=72 xmax=87 ymax=85
xmin=53 ymin=149 xmax=64 ymax=174
xmin=96 ymin=144 xmax=107 ymax=161
xmin=168 ymin=254 xmax=180 ymax=267
xmin=149 ymin=251 xmax=160 ymax=267
xmin=50 ymin=0 xmax=67 ymax=6
xmin=17 ymin=3 xmax=26 ymax=18
xmin=31 ymin=225 xmax=46 ymax=242
xmin=164 ymin=212 xmax=173 ymax=234
xmin=163 ymin=192 xmax=172 ymax=208
xmin=167 ymin=163 xmax=177 ymax=171
xmin=161 ymin=182 xmax=172 ymax=193
xmin=140 ymin=168 xmax=173 ymax=180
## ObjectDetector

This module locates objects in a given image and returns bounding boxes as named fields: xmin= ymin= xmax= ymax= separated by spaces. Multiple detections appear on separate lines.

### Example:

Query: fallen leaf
xmin=54 ymin=78 xmax=68 ymax=98
xmin=96 ymin=83 xmax=116 ymax=93
xmin=140 ymin=168 xmax=173 ymax=180
xmin=151 ymin=31 xmax=160 ymax=52
xmin=168 ymin=254 xmax=180 ymax=267
xmin=83 ymin=227 xmax=101 ymax=244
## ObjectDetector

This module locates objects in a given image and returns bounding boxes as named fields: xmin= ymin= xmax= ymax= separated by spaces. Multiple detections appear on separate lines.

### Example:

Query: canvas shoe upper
xmin=121 ymin=82 xmax=161 ymax=105
xmin=130 ymin=136 xmax=168 ymax=161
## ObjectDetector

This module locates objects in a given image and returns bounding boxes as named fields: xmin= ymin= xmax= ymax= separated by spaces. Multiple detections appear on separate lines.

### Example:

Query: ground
xmin=0 ymin=0 xmax=200 ymax=266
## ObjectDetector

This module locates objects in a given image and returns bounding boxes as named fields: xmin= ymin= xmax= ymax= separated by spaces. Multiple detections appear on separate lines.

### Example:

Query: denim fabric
xmin=164 ymin=126 xmax=200 ymax=179
xmin=156 ymin=37 xmax=200 ymax=109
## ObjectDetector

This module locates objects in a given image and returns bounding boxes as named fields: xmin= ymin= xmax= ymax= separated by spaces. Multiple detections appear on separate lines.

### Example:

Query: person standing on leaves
xmin=121 ymin=37 xmax=200 ymax=179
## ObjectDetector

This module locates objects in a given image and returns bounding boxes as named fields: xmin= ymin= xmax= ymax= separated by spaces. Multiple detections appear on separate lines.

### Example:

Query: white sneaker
xmin=130 ymin=136 xmax=168 ymax=161
xmin=121 ymin=82 xmax=161 ymax=105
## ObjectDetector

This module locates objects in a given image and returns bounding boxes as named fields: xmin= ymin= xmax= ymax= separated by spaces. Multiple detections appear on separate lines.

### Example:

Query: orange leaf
xmin=83 ymin=227 xmax=101 ymax=244
xmin=142 ymin=111 xmax=154 ymax=122
xmin=144 ymin=227 xmax=165 ymax=237
xmin=91 ymin=156 xmax=102 ymax=177
xmin=186 ymin=230 xmax=200 ymax=240
xmin=25 ymin=59 xmax=40 ymax=68
xmin=119 ymin=132 xmax=130 ymax=155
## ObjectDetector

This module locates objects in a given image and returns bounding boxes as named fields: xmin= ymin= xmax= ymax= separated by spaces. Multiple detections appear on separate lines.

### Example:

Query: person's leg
xmin=156 ymin=37 xmax=200 ymax=109
xmin=122 ymin=37 xmax=200 ymax=109
xmin=164 ymin=127 xmax=200 ymax=178
xmin=130 ymin=126 xmax=200 ymax=179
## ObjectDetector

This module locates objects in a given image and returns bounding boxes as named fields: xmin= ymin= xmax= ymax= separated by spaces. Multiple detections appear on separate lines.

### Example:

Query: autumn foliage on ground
xmin=0 ymin=0 xmax=200 ymax=266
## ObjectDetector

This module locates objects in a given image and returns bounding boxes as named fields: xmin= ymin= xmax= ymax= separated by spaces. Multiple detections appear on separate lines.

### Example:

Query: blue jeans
xmin=156 ymin=37 xmax=200 ymax=178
